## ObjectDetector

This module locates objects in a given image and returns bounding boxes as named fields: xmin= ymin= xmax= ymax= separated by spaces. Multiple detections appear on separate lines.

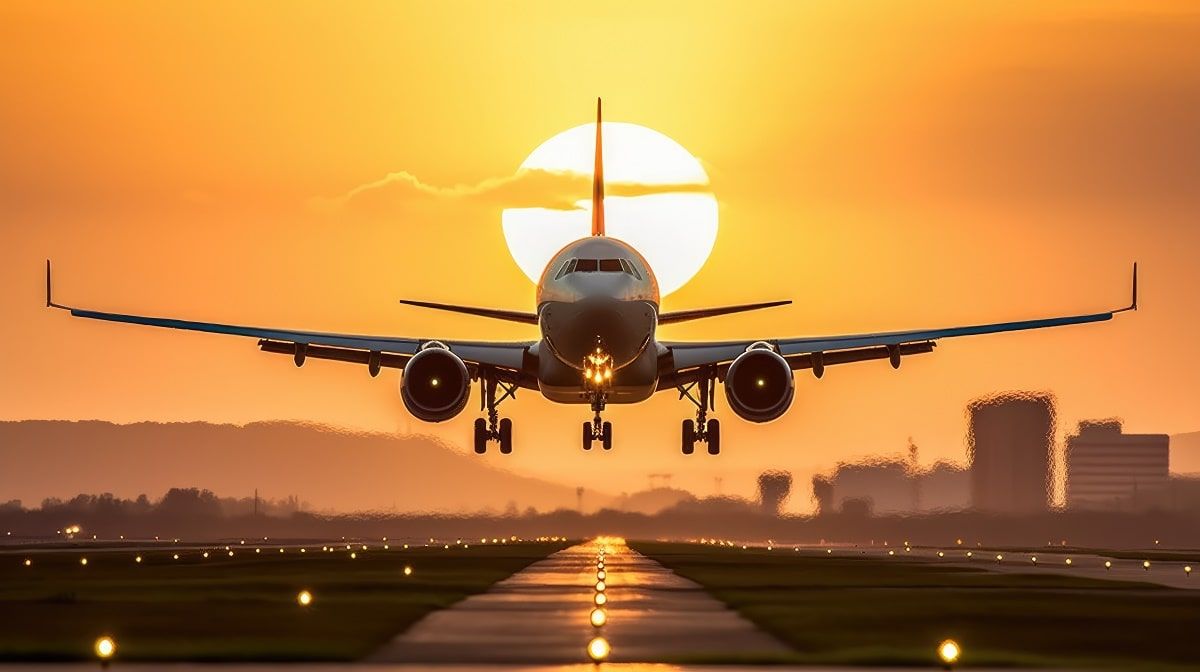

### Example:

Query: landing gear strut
xmin=582 ymin=392 xmax=613 ymax=451
xmin=679 ymin=372 xmax=720 ymax=455
xmin=474 ymin=373 xmax=516 ymax=455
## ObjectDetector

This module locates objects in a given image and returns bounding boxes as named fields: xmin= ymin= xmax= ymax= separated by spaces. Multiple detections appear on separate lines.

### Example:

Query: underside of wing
xmin=661 ymin=264 xmax=1137 ymax=385
xmin=46 ymin=261 xmax=534 ymax=380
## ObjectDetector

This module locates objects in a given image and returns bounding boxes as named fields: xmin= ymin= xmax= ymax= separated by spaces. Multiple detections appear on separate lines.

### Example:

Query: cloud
xmin=313 ymin=168 xmax=711 ymax=216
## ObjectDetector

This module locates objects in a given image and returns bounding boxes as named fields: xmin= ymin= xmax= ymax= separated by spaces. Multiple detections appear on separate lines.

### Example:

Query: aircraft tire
xmin=582 ymin=422 xmax=593 ymax=451
xmin=473 ymin=418 xmax=488 ymax=454
xmin=601 ymin=421 xmax=613 ymax=450
xmin=707 ymin=419 xmax=721 ymax=455
xmin=682 ymin=419 xmax=696 ymax=455
xmin=498 ymin=418 xmax=513 ymax=454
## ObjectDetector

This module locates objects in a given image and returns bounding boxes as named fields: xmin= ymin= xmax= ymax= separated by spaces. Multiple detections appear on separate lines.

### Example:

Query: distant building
xmin=918 ymin=461 xmax=970 ymax=512
xmin=967 ymin=392 xmax=1054 ymax=514
xmin=812 ymin=458 xmax=969 ymax=516
xmin=1065 ymin=420 xmax=1169 ymax=511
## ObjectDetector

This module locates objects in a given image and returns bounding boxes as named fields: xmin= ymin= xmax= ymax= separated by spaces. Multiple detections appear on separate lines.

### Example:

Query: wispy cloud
xmin=313 ymin=168 xmax=711 ymax=216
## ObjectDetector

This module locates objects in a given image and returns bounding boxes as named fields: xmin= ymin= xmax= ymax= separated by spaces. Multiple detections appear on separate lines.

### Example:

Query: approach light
xmin=1104 ymin=560 xmax=1112 ymax=570
xmin=597 ymin=570 xmax=606 ymax=580
xmin=587 ymin=636 xmax=610 ymax=662
xmin=297 ymin=590 xmax=313 ymax=606
xmin=301 ymin=548 xmax=307 ymax=553
xmin=589 ymin=607 xmax=607 ymax=627
xmin=23 ymin=559 xmax=31 ymax=567
xmin=350 ymin=552 xmax=357 ymax=559
xmin=228 ymin=551 xmax=234 ymax=557
xmin=937 ymin=551 xmax=944 ymax=558
xmin=94 ymin=636 xmax=116 ymax=661
xmin=135 ymin=556 xmax=142 ymax=564
xmin=888 ymin=550 xmax=895 ymax=556
xmin=827 ymin=549 xmax=832 ymax=554
xmin=1031 ymin=556 xmax=1037 ymax=563
xmin=172 ymin=554 xmax=179 ymax=560
xmin=938 ymin=638 xmax=960 ymax=669
xmin=1065 ymin=558 xmax=1072 ymax=566
xmin=403 ymin=565 xmax=413 ymax=576
xmin=203 ymin=552 xmax=209 ymax=558
xmin=996 ymin=554 xmax=1003 ymax=563
xmin=595 ymin=580 xmax=606 ymax=592
xmin=80 ymin=557 xmax=88 ymax=566
xmin=1144 ymin=560 xmax=1151 ymax=571
xmin=594 ymin=592 xmax=607 ymax=606
xmin=966 ymin=552 xmax=972 ymax=558
xmin=1185 ymin=565 xmax=1192 ymax=576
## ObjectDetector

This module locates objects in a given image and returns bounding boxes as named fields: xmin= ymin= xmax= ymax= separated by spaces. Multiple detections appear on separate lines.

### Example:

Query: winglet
xmin=1115 ymin=262 xmax=1138 ymax=313
xmin=591 ymin=97 xmax=605 ymax=237
xmin=45 ymin=259 xmax=67 ymax=310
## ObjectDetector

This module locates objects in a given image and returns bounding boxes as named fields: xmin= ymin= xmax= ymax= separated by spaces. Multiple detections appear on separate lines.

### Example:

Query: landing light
xmin=594 ymin=592 xmax=607 ymax=606
xmin=755 ymin=378 xmax=765 ymax=388
xmin=297 ymin=590 xmax=313 ymax=606
xmin=595 ymin=580 xmax=606 ymax=592
xmin=430 ymin=378 xmax=440 ymax=387
xmin=403 ymin=565 xmax=413 ymax=576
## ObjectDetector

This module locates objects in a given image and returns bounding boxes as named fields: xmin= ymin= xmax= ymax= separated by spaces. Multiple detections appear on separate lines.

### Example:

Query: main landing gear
xmin=473 ymin=374 xmax=516 ymax=455
xmin=582 ymin=393 xmax=613 ymax=451
xmin=679 ymin=374 xmax=720 ymax=455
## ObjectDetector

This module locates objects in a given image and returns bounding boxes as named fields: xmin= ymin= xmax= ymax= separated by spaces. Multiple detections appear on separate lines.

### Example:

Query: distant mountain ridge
xmin=1169 ymin=430 xmax=1200 ymax=475
xmin=0 ymin=420 xmax=587 ymax=513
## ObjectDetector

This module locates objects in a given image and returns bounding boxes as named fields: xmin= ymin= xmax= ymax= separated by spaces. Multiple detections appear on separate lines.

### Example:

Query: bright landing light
xmin=587 ymin=636 xmax=611 ymax=662
xmin=503 ymin=122 xmax=717 ymax=298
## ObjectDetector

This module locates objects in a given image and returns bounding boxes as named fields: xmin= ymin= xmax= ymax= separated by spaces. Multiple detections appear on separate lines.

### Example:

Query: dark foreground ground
xmin=0 ymin=540 xmax=568 ymax=661
xmin=631 ymin=542 xmax=1200 ymax=670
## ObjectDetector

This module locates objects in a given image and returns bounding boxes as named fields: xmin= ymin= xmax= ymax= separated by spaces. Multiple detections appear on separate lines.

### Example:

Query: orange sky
xmin=2 ymin=2 xmax=1199 ymax=511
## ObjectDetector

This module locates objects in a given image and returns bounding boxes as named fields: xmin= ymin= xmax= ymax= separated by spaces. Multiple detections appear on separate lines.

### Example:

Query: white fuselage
xmin=533 ymin=237 xmax=662 ymax=403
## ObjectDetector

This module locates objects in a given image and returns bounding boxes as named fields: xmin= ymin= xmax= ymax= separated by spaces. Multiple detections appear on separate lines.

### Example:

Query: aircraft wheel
xmin=498 ymin=418 xmax=513 ymax=454
xmin=682 ymin=419 xmax=695 ymax=455
xmin=707 ymin=419 xmax=721 ymax=455
xmin=601 ymin=421 xmax=613 ymax=450
xmin=473 ymin=418 xmax=488 ymax=454
xmin=582 ymin=422 xmax=594 ymax=451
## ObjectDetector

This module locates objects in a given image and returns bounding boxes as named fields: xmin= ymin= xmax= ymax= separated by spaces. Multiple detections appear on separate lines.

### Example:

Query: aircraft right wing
xmin=45 ymin=262 xmax=536 ymax=385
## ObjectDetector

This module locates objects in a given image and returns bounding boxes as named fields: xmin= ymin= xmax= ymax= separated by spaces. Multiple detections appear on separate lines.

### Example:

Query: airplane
xmin=45 ymin=99 xmax=1138 ymax=456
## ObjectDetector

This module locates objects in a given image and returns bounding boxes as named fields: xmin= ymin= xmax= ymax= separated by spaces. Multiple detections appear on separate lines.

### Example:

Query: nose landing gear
xmin=473 ymin=374 xmax=516 ymax=455
xmin=679 ymin=373 xmax=721 ymax=455
xmin=582 ymin=394 xmax=613 ymax=451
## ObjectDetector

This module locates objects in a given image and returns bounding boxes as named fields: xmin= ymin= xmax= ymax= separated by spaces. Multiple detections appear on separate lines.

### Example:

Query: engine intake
xmin=724 ymin=346 xmax=794 ymax=423
xmin=401 ymin=346 xmax=470 ymax=422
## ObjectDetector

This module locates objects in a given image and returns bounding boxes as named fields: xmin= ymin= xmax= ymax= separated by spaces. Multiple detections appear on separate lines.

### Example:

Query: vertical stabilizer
xmin=591 ymin=98 xmax=605 ymax=236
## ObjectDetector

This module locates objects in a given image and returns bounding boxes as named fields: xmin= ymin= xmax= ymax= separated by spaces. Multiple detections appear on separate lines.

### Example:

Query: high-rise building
xmin=1065 ymin=420 xmax=1168 ymax=511
xmin=967 ymin=392 xmax=1054 ymax=513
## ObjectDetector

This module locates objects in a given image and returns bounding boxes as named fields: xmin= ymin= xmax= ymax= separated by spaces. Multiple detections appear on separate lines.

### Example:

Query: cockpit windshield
xmin=555 ymin=258 xmax=641 ymax=280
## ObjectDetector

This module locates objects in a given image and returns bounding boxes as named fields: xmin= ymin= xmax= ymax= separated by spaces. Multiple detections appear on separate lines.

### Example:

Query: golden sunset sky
xmin=2 ymin=2 xmax=1198 ymax=510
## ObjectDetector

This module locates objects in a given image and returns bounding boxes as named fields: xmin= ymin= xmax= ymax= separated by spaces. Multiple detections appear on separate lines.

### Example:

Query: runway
xmin=369 ymin=541 xmax=789 ymax=664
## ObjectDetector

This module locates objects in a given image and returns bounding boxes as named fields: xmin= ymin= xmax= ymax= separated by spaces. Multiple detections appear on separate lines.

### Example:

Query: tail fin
xmin=591 ymin=97 xmax=605 ymax=237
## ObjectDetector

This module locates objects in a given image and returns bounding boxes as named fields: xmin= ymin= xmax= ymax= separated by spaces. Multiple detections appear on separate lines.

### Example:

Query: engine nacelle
xmin=400 ymin=345 xmax=470 ymax=423
xmin=724 ymin=345 xmax=794 ymax=423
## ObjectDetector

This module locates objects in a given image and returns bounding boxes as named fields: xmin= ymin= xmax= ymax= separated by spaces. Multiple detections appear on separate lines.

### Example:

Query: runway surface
xmin=369 ymin=541 xmax=788 ymax=664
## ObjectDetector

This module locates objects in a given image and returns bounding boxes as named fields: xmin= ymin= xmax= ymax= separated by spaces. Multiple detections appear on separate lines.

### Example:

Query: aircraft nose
xmin=542 ymin=298 xmax=655 ymax=369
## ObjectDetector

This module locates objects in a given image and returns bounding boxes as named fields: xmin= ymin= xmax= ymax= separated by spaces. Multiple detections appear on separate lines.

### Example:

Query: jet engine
xmin=400 ymin=344 xmax=470 ymax=422
xmin=723 ymin=344 xmax=794 ymax=423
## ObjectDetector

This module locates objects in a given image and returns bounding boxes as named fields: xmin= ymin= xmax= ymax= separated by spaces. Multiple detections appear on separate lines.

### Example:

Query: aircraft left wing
xmin=660 ymin=264 xmax=1137 ymax=386
xmin=45 ymin=262 xmax=534 ymax=382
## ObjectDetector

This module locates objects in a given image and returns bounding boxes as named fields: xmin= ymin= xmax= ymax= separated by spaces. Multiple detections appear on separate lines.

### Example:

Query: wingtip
xmin=1116 ymin=261 xmax=1138 ymax=313
xmin=45 ymin=259 xmax=52 ymax=308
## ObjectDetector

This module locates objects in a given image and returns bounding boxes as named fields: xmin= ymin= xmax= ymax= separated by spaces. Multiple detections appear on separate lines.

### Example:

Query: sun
xmin=502 ymin=122 xmax=718 ymax=297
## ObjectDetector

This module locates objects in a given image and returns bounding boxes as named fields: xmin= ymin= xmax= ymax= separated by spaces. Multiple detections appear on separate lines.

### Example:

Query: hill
xmin=0 ymin=420 xmax=589 ymax=513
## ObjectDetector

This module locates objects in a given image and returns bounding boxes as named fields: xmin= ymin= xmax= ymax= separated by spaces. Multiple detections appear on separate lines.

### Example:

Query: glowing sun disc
xmin=502 ymin=121 xmax=717 ymax=297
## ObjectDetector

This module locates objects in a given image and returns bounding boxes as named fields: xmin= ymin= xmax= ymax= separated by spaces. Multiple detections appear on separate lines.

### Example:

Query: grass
xmin=0 ymin=539 xmax=567 ymax=661
xmin=631 ymin=542 xmax=1200 ymax=670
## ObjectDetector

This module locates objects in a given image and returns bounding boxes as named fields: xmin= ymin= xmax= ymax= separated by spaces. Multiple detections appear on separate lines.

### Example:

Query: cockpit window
xmin=557 ymin=257 xmax=639 ymax=278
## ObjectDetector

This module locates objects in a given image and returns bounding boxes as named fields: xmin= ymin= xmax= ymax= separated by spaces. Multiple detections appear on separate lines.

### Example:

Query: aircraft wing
xmin=45 ymin=262 xmax=534 ymax=382
xmin=660 ymin=264 xmax=1137 ymax=386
